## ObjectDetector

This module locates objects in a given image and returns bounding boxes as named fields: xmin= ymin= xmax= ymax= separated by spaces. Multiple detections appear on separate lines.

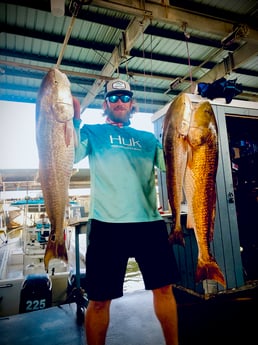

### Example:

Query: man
xmin=73 ymin=79 xmax=179 ymax=345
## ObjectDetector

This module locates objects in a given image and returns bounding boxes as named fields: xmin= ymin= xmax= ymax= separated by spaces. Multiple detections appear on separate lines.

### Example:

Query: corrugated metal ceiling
xmin=0 ymin=0 xmax=257 ymax=114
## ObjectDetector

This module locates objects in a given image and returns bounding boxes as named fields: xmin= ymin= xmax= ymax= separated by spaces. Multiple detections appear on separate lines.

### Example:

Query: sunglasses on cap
xmin=106 ymin=94 xmax=132 ymax=103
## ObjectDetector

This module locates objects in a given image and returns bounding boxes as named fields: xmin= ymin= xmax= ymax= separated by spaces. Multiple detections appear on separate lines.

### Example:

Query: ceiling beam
xmin=1 ymin=0 xmax=257 ymax=35
xmin=183 ymin=41 xmax=258 ymax=94
xmin=1 ymin=1 xmax=258 ymax=110
xmin=0 ymin=25 xmax=220 ymax=69
xmin=91 ymin=0 xmax=258 ymax=41
xmin=0 ymin=59 xmax=113 ymax=81
xmin=80 ymin=16 xmax=151 ymax=111
xmin=0 ymin=168 xmax=91 ymax=192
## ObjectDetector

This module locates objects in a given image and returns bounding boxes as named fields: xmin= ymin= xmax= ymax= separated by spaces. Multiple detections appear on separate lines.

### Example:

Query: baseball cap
xmin=105 ymin=79 xmax=133 ymax=98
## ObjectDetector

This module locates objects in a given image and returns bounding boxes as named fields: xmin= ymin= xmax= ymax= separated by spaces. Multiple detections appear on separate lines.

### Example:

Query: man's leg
xmin=152 ymin=285 xmax=179 ymax=345
xmin=85 ymin=300 xmax=111 ymax=345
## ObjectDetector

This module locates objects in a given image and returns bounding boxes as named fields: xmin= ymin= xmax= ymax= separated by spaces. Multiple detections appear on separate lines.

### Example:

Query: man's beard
xmin=105 ymin=107 xmax=131 ymax=124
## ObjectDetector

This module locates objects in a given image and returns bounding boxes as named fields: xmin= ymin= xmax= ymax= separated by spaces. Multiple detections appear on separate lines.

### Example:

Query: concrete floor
xmin=0 ymin=282 xmax=257 ymax=345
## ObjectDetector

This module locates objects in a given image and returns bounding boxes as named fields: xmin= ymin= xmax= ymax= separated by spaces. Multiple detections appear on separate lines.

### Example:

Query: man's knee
xmin=152 ymin=285 xmax=172 ymax=296
xmin=88 ymin=300 xmax=111 ymax=312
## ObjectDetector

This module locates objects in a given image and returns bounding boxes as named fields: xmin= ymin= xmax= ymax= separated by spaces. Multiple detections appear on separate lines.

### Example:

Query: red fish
xmin=163 ymin=93 xmax=226 ymax=287
xmin=162 ymin=93 xmax=192 ymax=246
xmin=35 ymin=68 xmax=74 ymax=271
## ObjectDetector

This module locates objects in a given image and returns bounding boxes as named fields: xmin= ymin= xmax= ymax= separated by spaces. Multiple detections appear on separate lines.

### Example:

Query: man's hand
xmin=73 ymin=96 xmax=81 ymax=120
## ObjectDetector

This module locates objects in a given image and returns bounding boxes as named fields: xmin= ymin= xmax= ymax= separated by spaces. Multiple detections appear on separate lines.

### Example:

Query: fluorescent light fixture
xmin=51 ymin=0 xmax=65 ymax=17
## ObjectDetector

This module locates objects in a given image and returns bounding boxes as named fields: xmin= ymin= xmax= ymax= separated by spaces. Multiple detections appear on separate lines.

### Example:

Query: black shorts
xmin=85 ymin=219 xmax=179 ymax=301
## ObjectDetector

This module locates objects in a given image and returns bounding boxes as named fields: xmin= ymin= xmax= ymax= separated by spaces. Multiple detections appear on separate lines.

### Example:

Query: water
xmin=70 ymin=230 xmax=145 ymax=293
xmin=124 ymin=258 xmax=144 ymax=293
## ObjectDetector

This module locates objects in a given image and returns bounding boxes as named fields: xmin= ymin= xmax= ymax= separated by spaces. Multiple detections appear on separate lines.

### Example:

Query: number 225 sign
xmin=25 ymin=299 xmax=46 ymax=311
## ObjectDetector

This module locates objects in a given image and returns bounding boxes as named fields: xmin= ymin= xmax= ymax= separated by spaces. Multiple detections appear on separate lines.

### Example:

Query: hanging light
xmin=51 ymin=0 xmax=65 ymax=17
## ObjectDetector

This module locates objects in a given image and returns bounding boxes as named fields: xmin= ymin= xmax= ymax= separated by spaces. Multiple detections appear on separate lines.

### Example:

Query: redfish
xmin=163 ymin=93 xmax=226 ymax=287
xmin=162 ymin=93 xmax=192 ymax=246
xmin=35 ymin=68 xmax=74 ymax=271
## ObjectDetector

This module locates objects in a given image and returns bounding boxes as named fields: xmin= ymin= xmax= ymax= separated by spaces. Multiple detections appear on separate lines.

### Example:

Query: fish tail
xmin=169 ymin=227 xmax=185 ymax=246
xmin=196 ymin=258 xmax=226 ymax=287
xmin=44 ymin=240 xmax=68 ymax=271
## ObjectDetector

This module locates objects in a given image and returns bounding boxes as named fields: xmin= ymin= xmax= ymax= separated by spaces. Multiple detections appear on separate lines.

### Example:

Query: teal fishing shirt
xmin=73 ymin=119 xmax=165 ymax=223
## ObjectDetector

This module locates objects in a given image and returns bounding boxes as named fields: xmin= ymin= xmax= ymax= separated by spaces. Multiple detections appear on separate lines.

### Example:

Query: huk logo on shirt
xmin=109 ymin=135 xmax=142 ymax=150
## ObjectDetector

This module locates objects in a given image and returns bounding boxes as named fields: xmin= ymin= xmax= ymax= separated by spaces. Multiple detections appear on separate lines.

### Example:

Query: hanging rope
xmin=182 ymin=23 xmax=194 ymax=93
xmin=139 ymin=17 xmax=154 ymax=113
xmin=55 ymin=15 xmax=77 ymax=69
xmin=185 ymin=35 xmax=193 ymax=88
xmin=141 ymin=22 xmax=147 ymax=112
xmin=149 ymin=19 xmax=154 ymax=112
xmin=55 ymin=0 xmax=85 ymax=69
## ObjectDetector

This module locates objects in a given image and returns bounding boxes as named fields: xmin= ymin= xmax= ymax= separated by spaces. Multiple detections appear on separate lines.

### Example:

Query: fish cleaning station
xmin=1 ymin=1 xmax=258 ymax=345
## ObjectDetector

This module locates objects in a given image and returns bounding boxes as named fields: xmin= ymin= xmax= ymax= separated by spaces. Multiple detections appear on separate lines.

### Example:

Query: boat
xmin=0 ymin=197 xmax=87 ymax=317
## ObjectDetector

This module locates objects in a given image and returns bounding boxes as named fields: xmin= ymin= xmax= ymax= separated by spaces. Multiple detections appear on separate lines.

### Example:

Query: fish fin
xmin=44 ymin=240 xmax=68 ymax=271
xmin=186 ymin=145 xmax=193 ymax=168
xmin=64 ymin=121 xmax=73 ymax=147
xmin=196 ymin=259 xmax=226 ymax=287
xmin=169 ymin=230 xmax=185 ymax=246
xmin=208 ymin=193 xmax=217 ymax=242
xmin=73 ymin=127 xmax=78 ymax=147
xmin=186 ymin=213 xmax=194 ymax=229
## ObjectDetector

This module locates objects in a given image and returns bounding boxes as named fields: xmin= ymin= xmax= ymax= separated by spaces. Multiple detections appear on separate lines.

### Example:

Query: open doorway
xmin=226 ymin=115 xmax=258 ymax=280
